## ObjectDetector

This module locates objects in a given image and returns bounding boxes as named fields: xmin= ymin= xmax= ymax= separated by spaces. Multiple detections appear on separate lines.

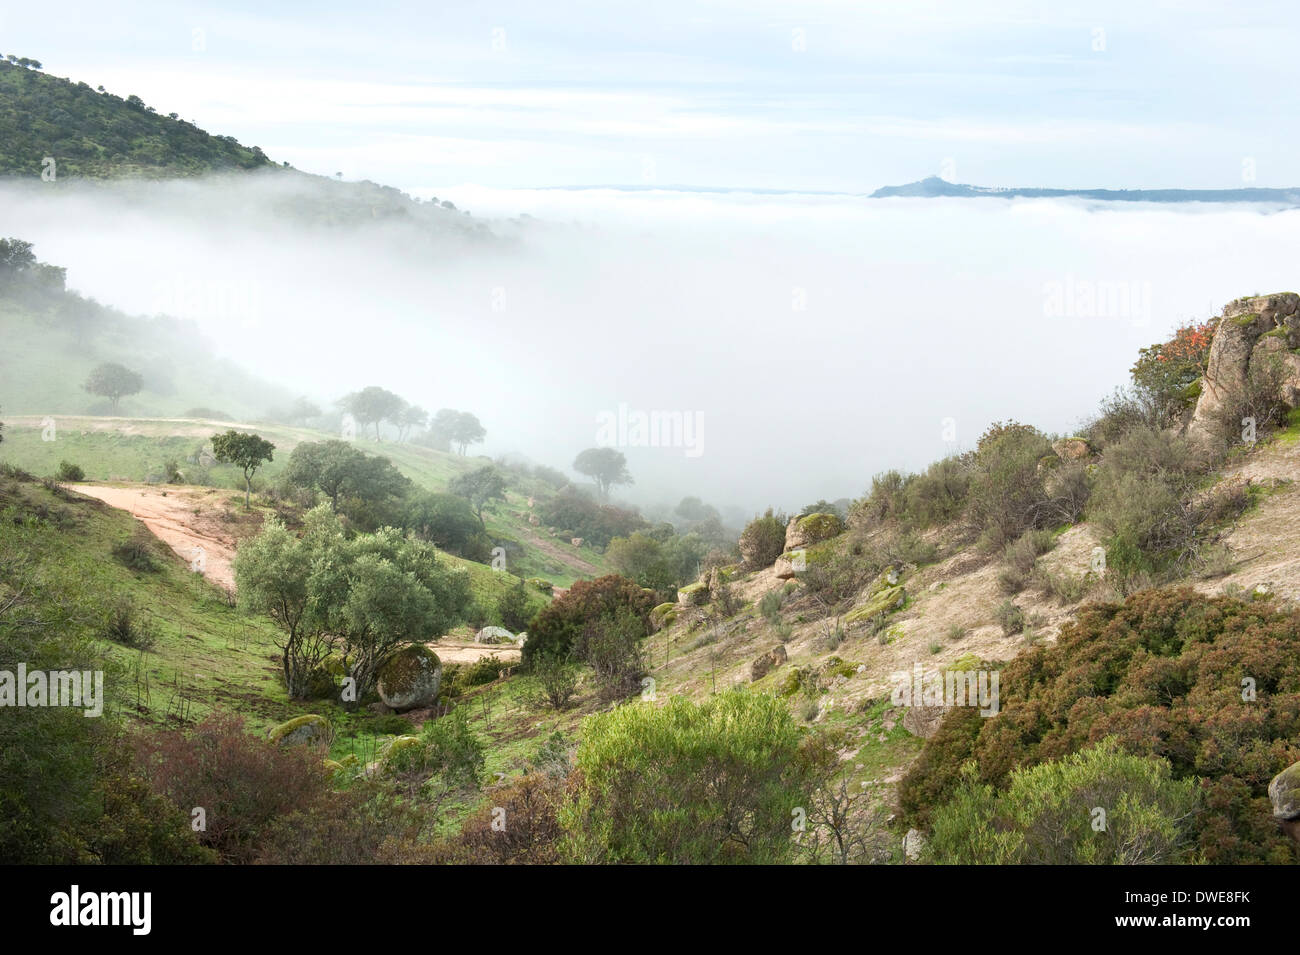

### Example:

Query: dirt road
xmin=75 ymin=483 xmax=244 ymax=591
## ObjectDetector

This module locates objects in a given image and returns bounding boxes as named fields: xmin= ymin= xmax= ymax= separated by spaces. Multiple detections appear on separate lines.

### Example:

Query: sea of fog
xmin=4 ymin=176 xmax=1298 ymax=514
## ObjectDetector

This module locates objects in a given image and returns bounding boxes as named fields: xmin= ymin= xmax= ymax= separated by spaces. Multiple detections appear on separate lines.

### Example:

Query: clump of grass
xmin=995 ymin=599 xmax=1026 ymax=635
xmin=111 ymin=532 xmax=160 ymax=573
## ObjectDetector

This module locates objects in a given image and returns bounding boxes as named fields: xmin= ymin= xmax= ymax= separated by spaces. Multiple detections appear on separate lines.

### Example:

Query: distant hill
xmin=0 ymin=58 xmax=273 ymax=178
xmin=871 ymin=174 xmax=1300 ymax=205
xmin=0 ymin=241 xmax=296 ymax=420
xmin=0 ymin=58 xmax=493 ymax=239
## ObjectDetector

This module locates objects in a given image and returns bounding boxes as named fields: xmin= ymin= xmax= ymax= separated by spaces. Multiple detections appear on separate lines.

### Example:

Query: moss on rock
xmin=377 ymin=645 xmax=443 ymax=711
xmin=268 ymin=714 xmax=330 ymax=747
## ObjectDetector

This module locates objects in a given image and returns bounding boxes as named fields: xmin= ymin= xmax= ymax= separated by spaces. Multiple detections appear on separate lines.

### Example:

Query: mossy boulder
xmin=1269 ymin=761 xmax=1300 ymax=820
xmin=268 ymin=714 xmax=331 ymax=747
xmin=380 ymin=735 xmax=429 ymax=774
xmin=845 ymin=584 xmax=906 ymax=625
xmin=376 ymin=645 xmax=443 ymax=711
xmin=678 ymin=581 xmax=709 ymax=606
xmin=650 ymin=602 xmax=678 ymax=631
xmin=785 ymin=512 xmax=846 ymax=551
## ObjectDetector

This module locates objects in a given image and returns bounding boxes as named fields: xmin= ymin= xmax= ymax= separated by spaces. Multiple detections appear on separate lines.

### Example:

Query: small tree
xmin=448 ymin=465 xmax=506 ymax=523
xmin=211 ymin=429 xmax=276 ymax=507
xmin=573 ymin=447 xmax=632 ymax=499
xmin=83 ymin=362 xmax=143 ymax=413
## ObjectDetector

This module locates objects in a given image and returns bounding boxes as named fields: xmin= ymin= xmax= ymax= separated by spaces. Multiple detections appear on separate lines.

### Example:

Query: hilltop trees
xmin=339 ymin=386 xmax=405 ymax=440
xmin=82 ymin=361 xmax=143 ymax=413
xmin=573 ymin=447 xmax=632 ymax=499
xmin=428 ymin=409 xmax=486 ymax=455
xmin=211 ymin=430 xmax=275 ymax=507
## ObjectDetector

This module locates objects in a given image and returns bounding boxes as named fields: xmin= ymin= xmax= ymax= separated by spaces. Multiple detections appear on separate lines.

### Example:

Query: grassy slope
xmin=0 ymin=296 xmax=295 ymax=421
xmin=0 ymin=414 xmax=608 ymax=585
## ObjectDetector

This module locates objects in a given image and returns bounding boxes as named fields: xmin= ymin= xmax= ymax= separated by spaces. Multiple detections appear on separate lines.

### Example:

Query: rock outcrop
xmin=750 ymin=645 xmax=788 ymax=682
xmin=1188 ymin=292 xmax=1300 ymax=443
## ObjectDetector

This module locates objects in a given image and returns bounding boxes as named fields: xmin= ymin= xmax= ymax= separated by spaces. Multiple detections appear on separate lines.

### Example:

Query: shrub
xmin=495 ymin=578 xmax=532 ymax=632
xmin=522 ymin=574 xmax=654 ymax=667
xmin=1087 ymin=425 xmax=1213 ymax=584
xmin=522 ymin=651 xmax=580 ymax=709
xmin=1129 ymin=319 xmax=1217 ymax=428
xmin=901 ymin=455 xmax=970 ymax=528
xmin=99 ymin=595 xmax=157 ymax=650
xmin=899 ymin=588 xmax=1300 ymax=863
xmin=738 ymin=508 xmax=787 ymax=569
xmin=561 ymin=690 xmax=818 ymax=863
xmin=132 ymin=714 xmax=333 ymax=864
xmin=422 ymin=772 xmax=568 ymax=864
xmin=926 ymin=740 xmax=1200 ymax=864
xmin=55 ymin=460 xmax=84 ymax=482
xmin=965 ymin=422 xmax=1054 ymax=549
xmin=111 ymin=532 xmax=160 ymax=572
xmin=758 ymin=589 xmax=785 ymax=621
xmin=994 ymin=599 xmax=1025 ymax=635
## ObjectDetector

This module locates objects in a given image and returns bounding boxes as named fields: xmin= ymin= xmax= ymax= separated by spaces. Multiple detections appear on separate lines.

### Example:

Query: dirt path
xmin=73 ymin=483 xmax=245 ymax=591
xmin=515 ymin=523 xmax=601 ymax=577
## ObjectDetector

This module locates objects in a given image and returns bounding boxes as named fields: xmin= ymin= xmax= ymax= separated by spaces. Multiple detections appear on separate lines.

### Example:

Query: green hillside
xmin=0 ymin=58 xmax=272 ymax=178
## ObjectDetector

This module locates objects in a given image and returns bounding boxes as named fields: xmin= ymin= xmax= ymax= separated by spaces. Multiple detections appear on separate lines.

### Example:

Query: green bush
xmin=561 ymin=690 xmax=818 ymax=863
xmin=522 ymin=574 xmax=654 ymax=667
xmin=926 ymin=739 xmax=1200 ymax=864
xmin=55 ymin=460 xmax=84 ymax=482
xmin=738 ymin=509 xmax=787 ymax=569
xmin=965 ymin=422 xmax=1055 ymax=550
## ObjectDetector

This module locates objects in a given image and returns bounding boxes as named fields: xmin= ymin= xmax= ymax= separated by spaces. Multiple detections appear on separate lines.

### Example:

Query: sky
xmin=4 ymin=0 xmax=1300 ymax=194
xmin=3 ymin=2 xmax=1299 ymax=515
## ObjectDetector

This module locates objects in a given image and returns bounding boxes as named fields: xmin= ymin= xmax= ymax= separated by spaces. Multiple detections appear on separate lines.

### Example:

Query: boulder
xmin=845 ymin=569 xmax=907 ymax=624
xmin=750 ymin=645 xmax=789 ymax=682
xmin=650 ymin=602 xmax=678 ymax=631
xmin=376 ymin=645 xmax=443 ymax=711
xmin=903 ymin=828 xmax=926 ymax=862
xmin=773 ymin=551 xmax=799 ymax=579
xmin=268 ymin=714 xmax=331 ymax=747
xmin=1269 ymin=761 xmax=1300 ymax=820
xmin=784 ymin=512 xmax=846 ymax=551
xmin=1189 ymin=293 xmax=1300 ymax=442
xmin=1051 ymin=437 xmax=1092 ymax=461
xmin=902 ymin=705 xmax=947 ymax=739
xmin=678 ymin=581 xmax=710 ymax=606
xmin=1271 ymin=761 xmax=1300 ymax=844
xmin=570 ymin=537 xmax=584 ymax=547
xmin=476 ymin=625 xmax=516 ymax=644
